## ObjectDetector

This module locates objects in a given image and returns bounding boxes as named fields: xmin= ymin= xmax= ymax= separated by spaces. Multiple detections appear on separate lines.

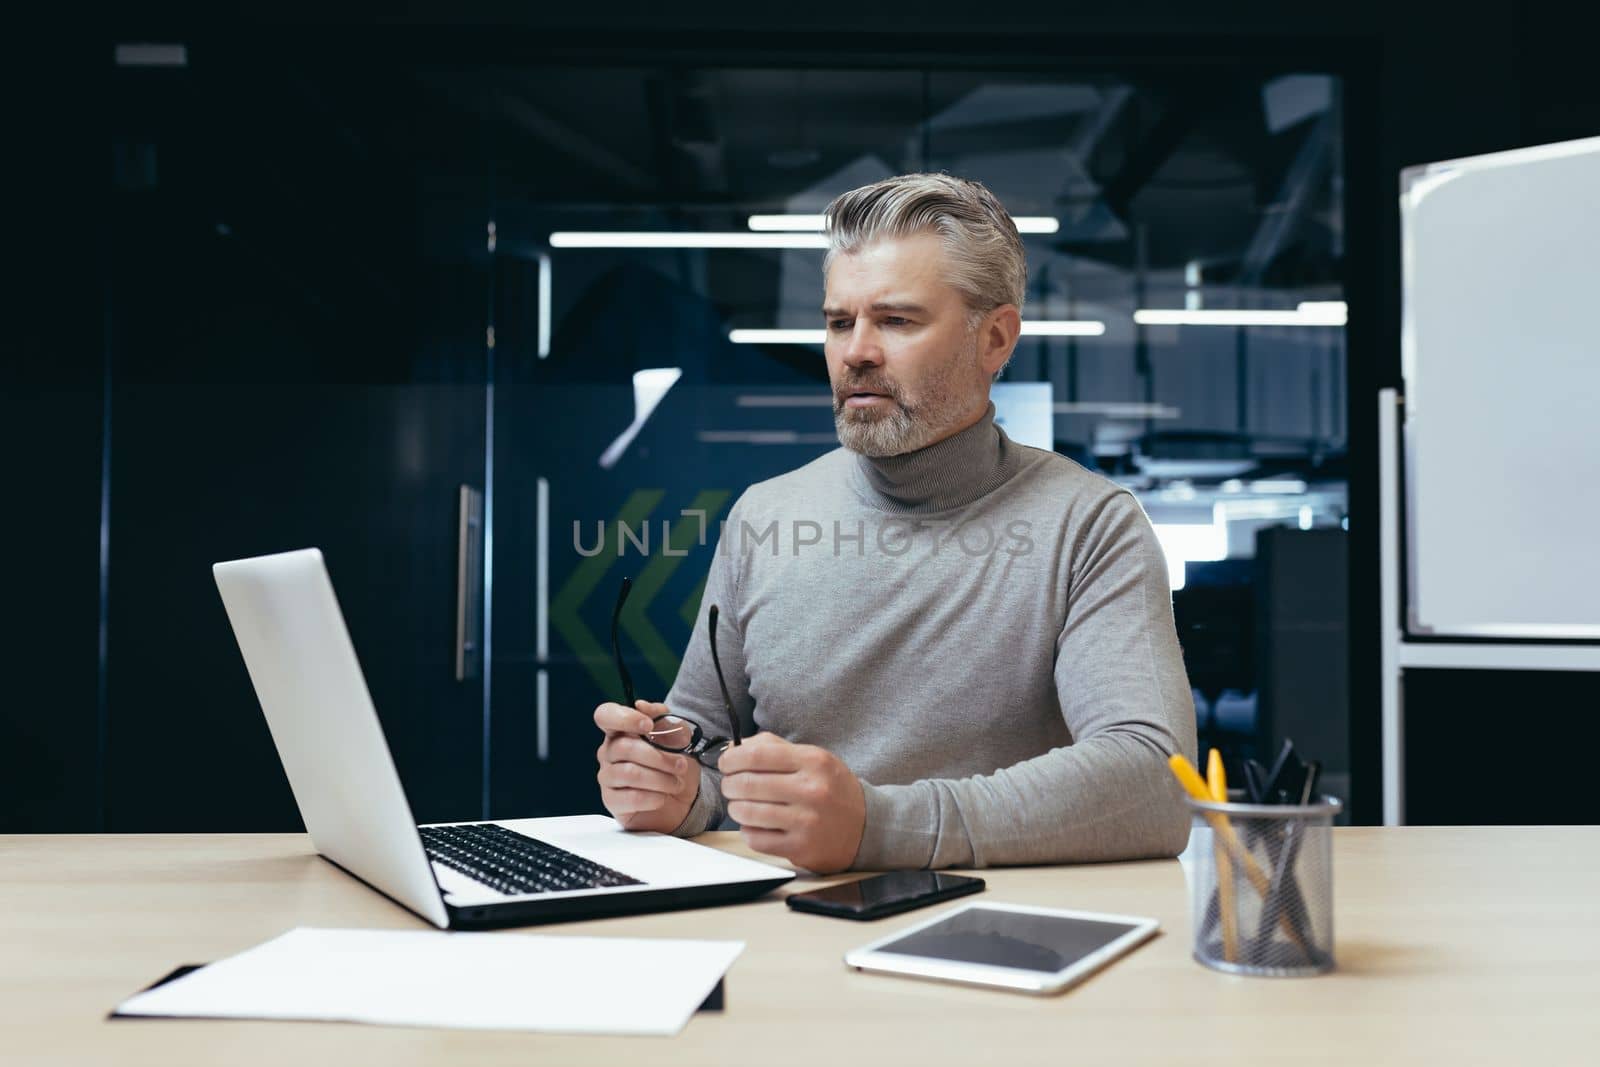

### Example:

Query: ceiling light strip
xmin=550 ymin=232 xmax=829 ymax=249
xmin=729 ymin=321 xmax=1105 ymax=345
xmin=748 ymin=214 xmax=1060 ymax=234
xmin=1134 ymin=306 xmax=1346 ymax=327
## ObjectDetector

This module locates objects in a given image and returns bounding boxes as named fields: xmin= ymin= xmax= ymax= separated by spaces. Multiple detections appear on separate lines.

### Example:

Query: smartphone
xmin=785 ymin=871 xmax=986 ymax=920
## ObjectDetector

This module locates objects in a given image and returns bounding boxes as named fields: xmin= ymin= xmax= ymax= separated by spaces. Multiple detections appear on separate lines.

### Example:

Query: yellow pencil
xmin=1169 ymin=753 xmax=1311 ymax=957
xmin=1207 ymin=749 xmax=1240 ymax=963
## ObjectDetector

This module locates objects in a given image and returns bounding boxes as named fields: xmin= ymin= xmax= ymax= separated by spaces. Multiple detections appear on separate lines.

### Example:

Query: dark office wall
xmin=1256 ymin=529 xmax=1349 ymax=797
xmin=5 ymin=35 xmax=493 ymax=832
xmin=13 ymin=5 xmax=1597 ymax=829
xmin=94 ymin=41 xmax=496 ymax=832
xmin=0 ymin=390 xmax=104 ymax=831
xmin=1404 ymin=670 xmax=1600 ymax=824
xmin=1 ymin=43 xmax=107 ymax=832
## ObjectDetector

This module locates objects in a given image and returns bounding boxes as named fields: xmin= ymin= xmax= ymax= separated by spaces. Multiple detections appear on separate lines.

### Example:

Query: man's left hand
xmin=718 ymin=733 xmax=866 ymax=874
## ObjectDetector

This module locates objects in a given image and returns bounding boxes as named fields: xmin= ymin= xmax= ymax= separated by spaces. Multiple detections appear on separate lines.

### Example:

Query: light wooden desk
xmin=3 ymin=827 xmax=1597 ymax=1064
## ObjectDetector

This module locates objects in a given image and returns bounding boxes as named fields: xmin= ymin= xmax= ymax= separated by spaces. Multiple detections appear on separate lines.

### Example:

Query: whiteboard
xmin=1401 ymin=136 xmax=1600 ymax=638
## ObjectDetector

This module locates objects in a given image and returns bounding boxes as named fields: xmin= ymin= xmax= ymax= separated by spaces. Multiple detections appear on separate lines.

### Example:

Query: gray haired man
xmin=594 ymin=173 xmax=1197 ymax=874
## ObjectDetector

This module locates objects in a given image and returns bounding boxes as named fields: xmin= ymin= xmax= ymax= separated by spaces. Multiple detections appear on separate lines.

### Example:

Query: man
xmin=594 ymin=173 xmax=1196 ymax=874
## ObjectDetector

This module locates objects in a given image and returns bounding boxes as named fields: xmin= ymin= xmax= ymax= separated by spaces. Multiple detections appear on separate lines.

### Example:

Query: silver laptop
xmin=213 ymin=547 xmax=793 ymax=929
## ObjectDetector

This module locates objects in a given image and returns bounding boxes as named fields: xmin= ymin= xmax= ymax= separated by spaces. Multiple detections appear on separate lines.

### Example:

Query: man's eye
xmin=828 ymin=320 xmax=852 ymax=331
xmin=883 ymin=317 xmax=910 ymax=326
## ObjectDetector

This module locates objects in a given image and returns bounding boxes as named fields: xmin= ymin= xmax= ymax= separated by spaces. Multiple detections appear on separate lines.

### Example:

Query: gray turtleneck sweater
xmin=664 ymin=402 xmax=1196 ymax=870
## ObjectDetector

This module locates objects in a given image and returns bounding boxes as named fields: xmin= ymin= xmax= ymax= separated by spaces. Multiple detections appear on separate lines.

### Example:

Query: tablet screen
xmin=875 ymin=906 xmax=1141 ymax=974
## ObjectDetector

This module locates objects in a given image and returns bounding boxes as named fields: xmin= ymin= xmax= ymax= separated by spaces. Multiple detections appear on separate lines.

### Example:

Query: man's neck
xmin=848 ymin=400 xmax=1025 ymax=515
xmin=917 ymin=397 xmax=991 ymax=450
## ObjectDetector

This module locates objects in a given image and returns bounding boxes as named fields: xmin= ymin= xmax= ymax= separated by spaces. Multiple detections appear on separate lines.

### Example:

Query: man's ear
xmin=978 ymin=304 xmax=1022 ymax=377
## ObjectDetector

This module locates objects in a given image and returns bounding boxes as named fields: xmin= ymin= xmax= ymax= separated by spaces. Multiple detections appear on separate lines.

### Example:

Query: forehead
xmin=824 ymin=233 xmax=956 ymax=307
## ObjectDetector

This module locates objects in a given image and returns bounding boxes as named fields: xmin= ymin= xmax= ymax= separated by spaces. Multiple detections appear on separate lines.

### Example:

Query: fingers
xmin=598 ymin=758 xmax=686 ymax=797
xmin=602 ymin=786 xmax=670 ymax=817
xmin=719 ymin=769 xmax=813 ymax=805
xmin=598 ymin=734 xmax=688 ymax=776
xmin=726 ymin=799 xmax=799 ymax=831
xmin=720 ymin=736 xmax=823 ymax=811
xmin=716 ymin=732 xmax=807 ymax=775
xmin=593 ymin=701 xmax=655 ymax=736
xmin=725 ymin=740 xmax=864 ymax=874
xmin=739 ymin=827 xmax=791 ymax=859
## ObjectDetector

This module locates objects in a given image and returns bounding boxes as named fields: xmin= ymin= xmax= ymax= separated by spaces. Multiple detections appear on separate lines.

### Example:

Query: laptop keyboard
xmin=420 ymin=823 xmax=644 ymax=896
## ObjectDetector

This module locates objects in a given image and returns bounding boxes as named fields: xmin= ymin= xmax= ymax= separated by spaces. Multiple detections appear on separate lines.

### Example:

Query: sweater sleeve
xmin=851 ymin=491 xmax=1197 ymax=869
xmin=662 ymin=497 xmax=756 ymax=837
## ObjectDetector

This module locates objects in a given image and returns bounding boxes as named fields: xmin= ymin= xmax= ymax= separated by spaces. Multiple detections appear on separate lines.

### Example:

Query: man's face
xmin=822 ymin=233 xmax=991 ymax=457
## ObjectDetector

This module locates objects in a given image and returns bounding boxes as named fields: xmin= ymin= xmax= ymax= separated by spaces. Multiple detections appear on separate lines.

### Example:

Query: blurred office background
xmin=7 ymin=4 xmax=1598 ymax=834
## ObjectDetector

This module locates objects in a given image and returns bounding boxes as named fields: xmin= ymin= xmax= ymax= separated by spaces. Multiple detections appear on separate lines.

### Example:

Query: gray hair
xmin=822 ymin=172 xmax=1028 ymax=334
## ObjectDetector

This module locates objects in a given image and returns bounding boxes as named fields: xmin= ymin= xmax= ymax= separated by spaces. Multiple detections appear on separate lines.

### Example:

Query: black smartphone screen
xmin=786 ymin=871 xmax=984 ymax=919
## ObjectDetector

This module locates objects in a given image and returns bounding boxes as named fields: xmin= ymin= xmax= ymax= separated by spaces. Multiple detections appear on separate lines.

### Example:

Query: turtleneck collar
xmin=847 ymin=400 xmax=1027 ymax=515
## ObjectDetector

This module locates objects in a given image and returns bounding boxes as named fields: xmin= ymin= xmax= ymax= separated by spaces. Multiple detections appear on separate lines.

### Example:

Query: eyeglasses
xmin=612 ymin=576 xmax=742 ymax=766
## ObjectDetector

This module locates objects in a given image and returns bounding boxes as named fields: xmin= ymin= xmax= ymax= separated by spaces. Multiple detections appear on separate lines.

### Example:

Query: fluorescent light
xmin=535 ymin=477 xmax=549 ymax=661
xmin=730 ymin=329 xmax=826 ymax=344
xmin=730 ymin=320 xmax=1104 ymax=345
xmin=746 ymin=215 xmax=1061 ymax=234
xmin=599 ymin=368 xmax=682 ymax=469
xmin=748 ymin=214 xmax=828 ymax=231
xmin=551 ymin=232 xmax=828 ymax=249
xmin=1153 ymin=522 xmax=1228 ymax=561
xmin=632 ymin=369 xmax=681 ymax=418
xmin=1217 ymin=498 xmax=1303 ymax=521
xmin=1021 ymin=320 xmax=1105 ymax=336
xmin=1298 ymin=300 xmax=1347 ymax=316
xmin=1153 ymin=521 xmax=1228 ymax=592
xmin=537 ymin=254 xmax=551 ymax=358
xmin=697 ymin=430 xmax=839 ymax=445
xmin=1053 ymin=402 xmax=1181 ymax=419
xmin=536 ymin=669 xmax=549 ymax=762
xmin=1134 ymin=306 xmax=1347 ymax=327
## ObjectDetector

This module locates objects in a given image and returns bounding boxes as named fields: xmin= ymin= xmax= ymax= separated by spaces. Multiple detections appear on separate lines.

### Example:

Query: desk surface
xmin=4 ymin=827 xmax=1598 ymax=1064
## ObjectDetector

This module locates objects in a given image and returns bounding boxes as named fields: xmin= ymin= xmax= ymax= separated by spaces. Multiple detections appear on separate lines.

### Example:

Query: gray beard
xmin=833 ymin=334 xmax=981 ymax=458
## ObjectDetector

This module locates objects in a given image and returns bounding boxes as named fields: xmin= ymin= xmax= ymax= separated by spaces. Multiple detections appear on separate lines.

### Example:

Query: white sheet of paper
xmin=115 ymin=927 xmax=744 ymax=1036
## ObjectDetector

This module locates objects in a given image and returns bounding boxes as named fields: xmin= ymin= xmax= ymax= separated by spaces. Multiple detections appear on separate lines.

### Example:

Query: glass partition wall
xmin=99 ymin=41 xmax=1347 ymax=829
xmin=478 ymin=64 xmax=1349 ymax=818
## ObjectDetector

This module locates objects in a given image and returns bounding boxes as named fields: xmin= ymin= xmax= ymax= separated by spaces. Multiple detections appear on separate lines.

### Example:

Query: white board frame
xmin=1399 ymin=135 xmax=1600 ymax=640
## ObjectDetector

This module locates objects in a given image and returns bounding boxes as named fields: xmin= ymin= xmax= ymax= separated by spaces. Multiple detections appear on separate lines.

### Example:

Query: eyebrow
xmin=821 ymin=302 xmax=929 ymax=318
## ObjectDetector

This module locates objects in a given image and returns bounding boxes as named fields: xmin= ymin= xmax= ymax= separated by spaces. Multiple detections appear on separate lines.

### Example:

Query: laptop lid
xmin=213 ymin=548 xmax=450 ymax=929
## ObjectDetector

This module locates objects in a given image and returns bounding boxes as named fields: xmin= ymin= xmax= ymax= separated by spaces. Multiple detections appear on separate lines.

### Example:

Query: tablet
xmin=843 ymin=901 xmax=1159 ymax=995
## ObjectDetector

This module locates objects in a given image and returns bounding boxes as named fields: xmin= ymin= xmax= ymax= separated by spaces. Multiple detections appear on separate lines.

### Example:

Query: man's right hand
xmin=593 ymin=700 xmax=700 ymax=833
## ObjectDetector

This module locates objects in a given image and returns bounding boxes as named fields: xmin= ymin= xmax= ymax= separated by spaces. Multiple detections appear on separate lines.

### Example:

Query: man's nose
xmin=841 ymin=322 xmax=883 ymax=368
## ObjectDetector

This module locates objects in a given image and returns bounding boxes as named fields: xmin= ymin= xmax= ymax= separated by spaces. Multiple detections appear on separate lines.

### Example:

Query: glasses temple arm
xmin=706 ymin=604 xmax=741 ymax=746
xmin=611 ymin=577 xmax=636 ymax=708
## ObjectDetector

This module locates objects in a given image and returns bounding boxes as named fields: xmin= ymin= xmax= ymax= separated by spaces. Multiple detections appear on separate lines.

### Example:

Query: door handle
xmin=455 ymin=484 xmax=484 ymax=681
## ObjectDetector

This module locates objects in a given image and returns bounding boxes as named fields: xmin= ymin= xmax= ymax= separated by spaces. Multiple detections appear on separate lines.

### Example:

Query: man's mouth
xmin=843 ymin=389 xmax=891 ymax=408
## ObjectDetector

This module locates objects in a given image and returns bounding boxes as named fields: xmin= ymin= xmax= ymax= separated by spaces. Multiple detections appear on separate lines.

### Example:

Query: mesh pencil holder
xmin=1184 ymin=795 xmax=1341 ymax=977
